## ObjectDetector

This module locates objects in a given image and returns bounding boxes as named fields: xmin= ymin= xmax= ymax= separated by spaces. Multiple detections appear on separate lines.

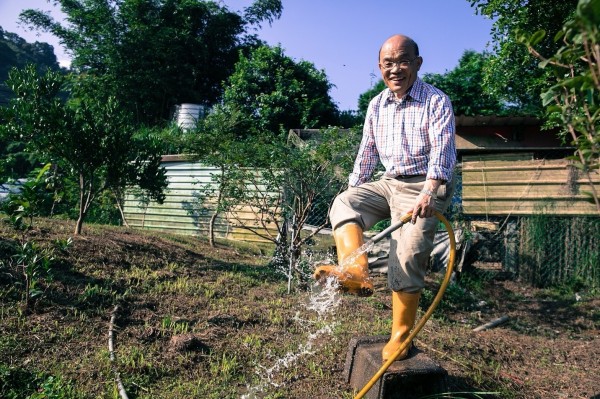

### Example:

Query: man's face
xmin=379 ymin=38 xmax=422 ymax=99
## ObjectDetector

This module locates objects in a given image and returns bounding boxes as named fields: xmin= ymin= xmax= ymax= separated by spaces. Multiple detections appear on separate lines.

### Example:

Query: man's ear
xmin=415 ymin=56 xmax=423 ymax=71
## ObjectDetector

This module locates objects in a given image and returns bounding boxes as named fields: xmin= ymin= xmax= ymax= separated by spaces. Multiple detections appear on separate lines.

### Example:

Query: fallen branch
xmin=109 ymin=305 xmax=129 ymax=399
xmin=473 ymin=315 xmax=510 ymax=332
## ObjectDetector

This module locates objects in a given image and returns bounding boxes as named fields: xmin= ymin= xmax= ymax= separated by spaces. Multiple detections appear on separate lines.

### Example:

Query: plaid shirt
xmin=349 ymin=78 xmax=456 ymax=187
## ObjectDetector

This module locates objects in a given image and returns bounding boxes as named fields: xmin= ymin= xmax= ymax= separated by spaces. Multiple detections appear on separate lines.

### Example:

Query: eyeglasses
xmin=380 ymin=58 xmax=418 ymax=71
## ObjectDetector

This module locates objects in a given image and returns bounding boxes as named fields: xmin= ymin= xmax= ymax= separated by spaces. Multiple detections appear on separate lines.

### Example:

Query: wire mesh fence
xmin=461 ymin=214 xmax=600 ymax=289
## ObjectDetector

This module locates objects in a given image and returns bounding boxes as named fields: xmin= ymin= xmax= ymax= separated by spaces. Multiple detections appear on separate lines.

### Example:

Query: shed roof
xmin=455 ymin=115 xmax=541 ymax=127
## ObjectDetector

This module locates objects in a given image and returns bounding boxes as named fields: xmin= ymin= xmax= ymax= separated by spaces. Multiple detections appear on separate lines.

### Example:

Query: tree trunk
xmin=74 ymin=172 xmax=92 ymax=235
xmin=208 ymin=166 xmax=226 ymax=247
xmin=75 ymin=173 xmax=85 ymax=235
xmin=209 ymin=211 xmax=218 ymax=247
xmin=75 ymin=204 xmax=86 ymax=235
xmin=113 ymin=189 xmax=130 ymax=227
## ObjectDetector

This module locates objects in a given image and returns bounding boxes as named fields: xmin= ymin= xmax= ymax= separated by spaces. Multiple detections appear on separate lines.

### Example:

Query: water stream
xmin=241 ymin=240 xmax=377 ymax=398
xmin=240 ymin=276 xmax=341 ymax=398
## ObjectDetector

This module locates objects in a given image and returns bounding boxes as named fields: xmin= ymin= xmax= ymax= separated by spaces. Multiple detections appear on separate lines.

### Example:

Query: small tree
xmin=520 ymin=0 xmax=600 ymax=211
xmin=0 ymin=66 xmax=167 ymax=234
xmin=222 ymin=127 xmax=358 ymax=288
xmin=182 ymin=43 xmax=343 ymax=251
xmin=182 ymin=105 xmax=249 ymax=247
xmin=1 ymin=164 xmax=55 ymax=231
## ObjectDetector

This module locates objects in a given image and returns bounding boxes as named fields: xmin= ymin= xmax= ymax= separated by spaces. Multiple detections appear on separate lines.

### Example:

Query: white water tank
xmin=175 ymin=103 xmax=204 ymax=131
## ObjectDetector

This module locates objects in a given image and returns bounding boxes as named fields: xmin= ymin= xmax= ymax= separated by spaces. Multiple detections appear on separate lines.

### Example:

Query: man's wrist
xmin=420 ymin=188 xmax=437 ymax=199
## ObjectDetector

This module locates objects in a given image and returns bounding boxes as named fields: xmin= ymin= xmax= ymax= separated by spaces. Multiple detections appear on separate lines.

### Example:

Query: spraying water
xmin=241 ymin=233 xmax=383 ymax=398
xmin=340 ymin=241 xmax=375 ymax=274
xmin=241 ymin=275 xmax=343 ymax=399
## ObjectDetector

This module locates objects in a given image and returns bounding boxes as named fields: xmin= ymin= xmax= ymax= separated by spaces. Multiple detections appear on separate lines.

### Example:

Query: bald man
xmin=314 ymin=34 xmax=456 ymax=362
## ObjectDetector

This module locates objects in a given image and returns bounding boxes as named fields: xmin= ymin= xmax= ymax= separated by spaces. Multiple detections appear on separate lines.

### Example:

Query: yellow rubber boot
xmin=381 ymin=290 xmax=421 ymax=362
xmin=313 ymin=223 xmax=373 ymax=297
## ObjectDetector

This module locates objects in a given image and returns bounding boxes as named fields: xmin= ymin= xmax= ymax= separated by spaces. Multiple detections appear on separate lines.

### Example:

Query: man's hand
xmin=411 ymin=192 xmax=435 ymax=223
xmin=411 ymin=179 xmax=442 ymax=224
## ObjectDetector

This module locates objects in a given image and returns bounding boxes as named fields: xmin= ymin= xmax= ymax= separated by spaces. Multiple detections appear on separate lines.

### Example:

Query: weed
xmin=78 ymin=283 xmax=118 ymax=307
xmin=306 ymin=360 xmax=324 ymax=377
xmin=0 ymin=219 xmax=595 ymax=398
xmin=160 ymin=316 xmax=190 ymax=335
xmin=153 ymin=277 xmax=208 ymax=296
xmin=520 ymin=215 xmax=600 ymax=289
xmin=209 ymin=352 xmax=238 ymax=381
xmin=202 ymin=284 xmax=217 ymax=299
xmin=267 ymin=308 xmax=284 ymax=325
xmin=242 ymin=333 xmax=263 ymax=350
xmin=28 ymin=375 xmax=79 ymax=399
xmin=1 ymin=241 xmax=55 ymax=314
xmin=0 ymin=365 xmax=80 ymax=399
xmin=1 ymin=164 xmax=54 ymax=232
xmin=53 ymin=236 xmax=73 ymax=253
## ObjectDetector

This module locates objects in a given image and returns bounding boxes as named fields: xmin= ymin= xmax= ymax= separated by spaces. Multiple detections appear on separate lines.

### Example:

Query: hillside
xmin=0 ymin=27 xmax=62 ymax=105
xmin=0 ymin=218 xmax=598 ymax=398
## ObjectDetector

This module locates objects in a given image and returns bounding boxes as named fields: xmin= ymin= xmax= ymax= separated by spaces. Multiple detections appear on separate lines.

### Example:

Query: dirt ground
xmin=0 ymin=220 xmax=598 ymax=398
xmin=421 ymin=276 xmax=600 ymax=399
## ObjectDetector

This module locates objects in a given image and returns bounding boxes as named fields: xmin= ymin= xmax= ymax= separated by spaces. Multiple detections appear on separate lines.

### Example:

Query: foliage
xmin=519 ymin=0 xmax=600 ymax=211
xmin=1 ymin=164 xmax=56 ymax=231
xmin=0 ymin=66 xmax=167 ymax=234
xmin=181 ymin=124 xmax=359 ymax=286
xmin=180 ymin=43 xmax=343 ymax=252
xmin=337 ymin=109 xmax=363 ymax=128
xmin=0 ymin=27 xmax=62 ymax=93
xmin=357 ymin=79 xmax=386 ymax=119
xmin=218 ymin=127 xmax=359 ymax=287
xmin=221 ymin=45 xmax=340 ymax=138
xmin=0 ymin=28 xmax=64 ymax=183
xmin=180 ymin=105 xmax=249 ymax=246
xmin=358 ymin=51 xmax=509 ymax=117
xmin=83 ymin=189 xmax=122 ymax=226
xmin=0 ymin=139 xmax=43 ymax=184
xmin=469 ymin=0 xmax=578 ymax=115
xmin=0 ymin=365 xmax=79 ymax=399
xmin=1 ymin=240 xmax=56 ymax=315
xmin=519 ymin=214 xmax=600 ymax=290
xmin=422 ymin=51 xmax=508 ymax=116
xmin=18 ymin=0 xmax=283 ymax=125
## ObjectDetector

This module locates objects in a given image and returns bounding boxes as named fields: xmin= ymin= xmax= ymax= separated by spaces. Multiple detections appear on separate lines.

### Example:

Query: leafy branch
xmin=519 ymin=0 xmax=600 ymax=212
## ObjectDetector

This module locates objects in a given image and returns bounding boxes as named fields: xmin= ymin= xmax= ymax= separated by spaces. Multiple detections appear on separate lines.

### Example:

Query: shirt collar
xmin=383 ymin=77 xmax=425 ymax=105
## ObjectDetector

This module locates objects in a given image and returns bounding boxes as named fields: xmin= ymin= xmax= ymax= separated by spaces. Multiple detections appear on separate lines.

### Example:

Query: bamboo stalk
xmin=109 ymin=305 xmax=129 ymax=399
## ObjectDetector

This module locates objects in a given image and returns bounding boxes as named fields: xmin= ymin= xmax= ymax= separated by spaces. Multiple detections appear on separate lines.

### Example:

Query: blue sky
xmin=0 ymin=0 xmax=494 ymax=111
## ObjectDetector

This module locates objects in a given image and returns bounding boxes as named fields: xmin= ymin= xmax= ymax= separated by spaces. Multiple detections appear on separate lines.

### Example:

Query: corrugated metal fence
xmin=122 ymin=157 xmax=279 ymax=243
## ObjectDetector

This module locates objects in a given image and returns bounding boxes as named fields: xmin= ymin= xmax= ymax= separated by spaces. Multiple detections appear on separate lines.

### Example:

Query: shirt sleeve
xmin=426 ymin=93 xmax=456 ymax=182
xmin=349 ymin=102 xmax=380 ymax=187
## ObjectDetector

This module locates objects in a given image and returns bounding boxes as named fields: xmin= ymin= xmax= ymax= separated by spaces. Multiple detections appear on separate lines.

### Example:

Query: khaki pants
xmin=329 ymin=175 xmax=454 ymax=293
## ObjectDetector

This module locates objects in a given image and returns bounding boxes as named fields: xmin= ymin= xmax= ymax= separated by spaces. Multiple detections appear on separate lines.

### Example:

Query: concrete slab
xmin=344 ymin=336 xmax=448 ymax=399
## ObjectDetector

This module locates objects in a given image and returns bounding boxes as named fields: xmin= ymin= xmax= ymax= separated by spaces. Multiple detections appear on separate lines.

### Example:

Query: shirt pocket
xmin=405 ymin=122 xmax=429 ymax=157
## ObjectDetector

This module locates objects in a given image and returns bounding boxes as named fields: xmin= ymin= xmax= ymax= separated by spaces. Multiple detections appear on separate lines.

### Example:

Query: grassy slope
xmin=0 ymin=219 xmax=598 ymax=399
